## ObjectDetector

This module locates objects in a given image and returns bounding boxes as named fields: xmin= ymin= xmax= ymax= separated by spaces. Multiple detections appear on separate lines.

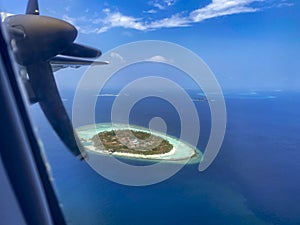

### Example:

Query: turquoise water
xmin=76 ymin=123 xmax=201 ymax=163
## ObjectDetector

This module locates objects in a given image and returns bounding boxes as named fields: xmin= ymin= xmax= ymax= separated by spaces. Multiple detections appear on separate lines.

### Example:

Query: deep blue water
xmin=30 ymin=90 xmax=300 ymax=225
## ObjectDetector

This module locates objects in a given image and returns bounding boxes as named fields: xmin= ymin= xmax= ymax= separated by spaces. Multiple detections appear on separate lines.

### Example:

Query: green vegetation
xmin=91 ymin=129 xmax=173 ymax=155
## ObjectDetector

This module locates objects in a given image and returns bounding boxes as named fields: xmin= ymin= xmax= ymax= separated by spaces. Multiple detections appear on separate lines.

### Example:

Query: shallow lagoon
xmin=77 ymin=123 xmax=202 ymax=164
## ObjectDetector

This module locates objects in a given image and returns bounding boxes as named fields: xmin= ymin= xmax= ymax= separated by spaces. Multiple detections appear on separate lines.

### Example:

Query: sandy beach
xmin=76 ymin=123 xmax=202 ymax=163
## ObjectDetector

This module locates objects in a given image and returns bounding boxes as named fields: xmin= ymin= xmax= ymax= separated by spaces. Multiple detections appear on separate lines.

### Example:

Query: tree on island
xmin=91 ymin=129 xmax=173 ymax=155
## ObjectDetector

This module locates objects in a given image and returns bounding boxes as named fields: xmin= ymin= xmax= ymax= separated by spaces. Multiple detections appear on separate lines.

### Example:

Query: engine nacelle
xmin=4 ymin=14 xmax=77 ymax=66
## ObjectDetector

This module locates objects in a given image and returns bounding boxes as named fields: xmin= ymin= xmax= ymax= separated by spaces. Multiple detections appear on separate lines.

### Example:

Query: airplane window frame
xmin=0 ymin=23 xmax=67 ymax=225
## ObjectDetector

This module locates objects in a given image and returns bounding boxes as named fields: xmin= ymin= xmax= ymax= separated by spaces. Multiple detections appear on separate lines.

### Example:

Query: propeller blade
xmin=26 ymin=0 xmax=39 ymax=15
xmin=60 ymin=43 xmax=102 ymax=58
xmin=26 ymin=62 xmax=86 ymax=159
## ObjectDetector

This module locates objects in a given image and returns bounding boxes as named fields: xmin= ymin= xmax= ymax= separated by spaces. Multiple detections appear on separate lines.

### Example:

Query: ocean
xmin=30 ymin=90 xmax=300 ymax=225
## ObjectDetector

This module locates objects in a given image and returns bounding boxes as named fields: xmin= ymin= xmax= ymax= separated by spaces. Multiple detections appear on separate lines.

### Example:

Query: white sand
xmin=76 ymin=123 xmax=202 ymax=163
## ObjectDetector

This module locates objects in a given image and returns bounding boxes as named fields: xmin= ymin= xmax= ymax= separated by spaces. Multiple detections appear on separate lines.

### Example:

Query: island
xmin=91 ymin=129 xmax=173 ymax=155
xmin=76 ymin=123 xmax=202 ymax=163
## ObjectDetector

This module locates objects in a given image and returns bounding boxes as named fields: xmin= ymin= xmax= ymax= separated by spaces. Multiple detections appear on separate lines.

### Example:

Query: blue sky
xmin=1 ymin=0 xmax=299 ymax=91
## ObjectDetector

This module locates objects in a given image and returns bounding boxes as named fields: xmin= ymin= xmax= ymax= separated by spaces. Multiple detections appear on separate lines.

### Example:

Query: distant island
xmin=76 ymin=123 xmax=202 ymax=163
xmin=91 ymin=129 xmax=173 ymax=155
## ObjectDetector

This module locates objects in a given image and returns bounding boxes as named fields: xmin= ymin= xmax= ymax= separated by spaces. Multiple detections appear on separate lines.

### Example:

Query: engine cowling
xmin=5 ymin=14 xmax=77 ymax=66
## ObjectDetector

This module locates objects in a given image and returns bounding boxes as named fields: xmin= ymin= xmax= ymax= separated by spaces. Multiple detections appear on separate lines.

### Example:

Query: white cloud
xmin=96 ymin=26 xmax=110 ymax=33
xmin=275 ymin=2 xmax=294 ymax=8
xmin=62 ymin=14 xmax=76 ymax=24
xmin=104 ymin=12 xmax=146 ymax=30
xmin=96 ymin=0 xmax=265 ymax=32
xmin=93 ymin=10 xmax=189 ymax=33
xmin=93 ymin=9 xmax=147 ymax=33
xmin=63 ymin=0 xmax=292 ymax=34
xmin=62 ymin=14 xmax=97 ymax=34
xmin=110 ymin=52 xmax=125 ymax=63
xmin=190 ymin=0 xmax=262 ymax=22
xmin=153 ymin=3 xmax=165 ymax=10
xmin=147 ymin=55 xmax=173 ymax=63
xmin=164 ymin=0 xmax=177 ymax=7
xmin=149 ymin=14 xmax=190 ymax=28
xmin=143 ymin=9 xmax=158 ymax=14
xmin=149 ymin=0 xmax=177 ymax=10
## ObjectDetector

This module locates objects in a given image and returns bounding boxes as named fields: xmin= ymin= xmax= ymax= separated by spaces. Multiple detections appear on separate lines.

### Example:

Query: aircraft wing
xmin=50 ymin=55 xmax=109 ymax=72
